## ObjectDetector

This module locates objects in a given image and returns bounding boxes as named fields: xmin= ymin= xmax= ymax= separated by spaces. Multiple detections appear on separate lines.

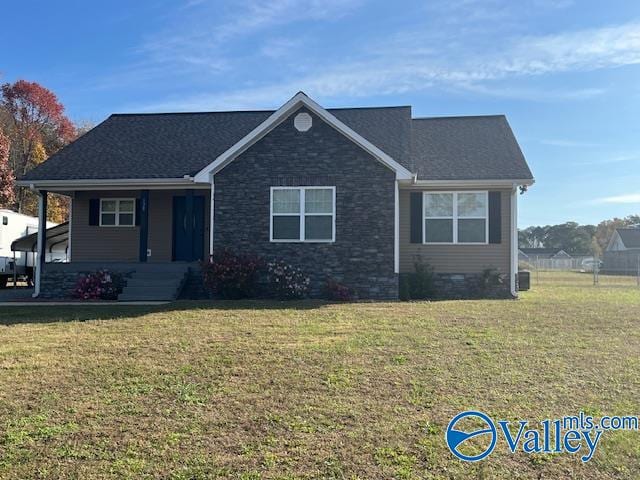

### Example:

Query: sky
xmin=1 ymin=0 xmax=639 ymax=227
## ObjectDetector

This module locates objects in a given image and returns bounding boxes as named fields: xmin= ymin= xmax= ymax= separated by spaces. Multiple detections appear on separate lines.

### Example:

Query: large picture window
xmin=100 ymin=198 xmax=135 ymax=227
xmin=423 ymin=191 xmax=487 ymax=244
xmin=270 ymin=187 xmax=335 ymax=242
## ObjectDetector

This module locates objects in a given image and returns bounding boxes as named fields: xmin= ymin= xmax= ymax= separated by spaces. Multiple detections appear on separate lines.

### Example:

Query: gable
xmin=193 ymin=92 xmax=413 ymax=182
xmin=218 ymin=106 xmax=397 ymax=182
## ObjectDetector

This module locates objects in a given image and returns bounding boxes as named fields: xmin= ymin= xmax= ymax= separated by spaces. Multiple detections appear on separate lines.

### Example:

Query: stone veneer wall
xmin=39 ymin=263 xmax=137 ymax=299
xmin=213 ymin=107 xmax=398 ymax=299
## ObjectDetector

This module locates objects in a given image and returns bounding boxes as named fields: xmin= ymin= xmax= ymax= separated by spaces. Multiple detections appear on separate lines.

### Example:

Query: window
xmin=100 ymin=198 xmax=135 ymax=226
xmin=271 ymin=187 xmax=335 ymax=242
xmin=424 ymin=191 xmax=487 ymax=244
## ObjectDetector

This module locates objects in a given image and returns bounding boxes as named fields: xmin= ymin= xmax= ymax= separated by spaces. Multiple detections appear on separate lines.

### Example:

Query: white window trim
xmin=99 ymin=198 xmax=136 ymax=227
xmin=270 ymin=186 xmax=336 ymax=243
xmin=423 ymin=191 xmax=489 ymax=245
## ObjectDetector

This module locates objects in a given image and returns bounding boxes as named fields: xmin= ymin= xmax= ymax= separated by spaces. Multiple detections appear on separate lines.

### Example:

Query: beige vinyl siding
xmin=71 ymin=189 xmax=210 ymax=263
xmin=71 ymin=191 xmax=140 ymax=262
xmin=399 ymin=188 xmax=512 ymax=275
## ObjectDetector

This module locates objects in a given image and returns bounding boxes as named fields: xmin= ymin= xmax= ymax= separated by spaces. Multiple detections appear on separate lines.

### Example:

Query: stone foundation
xmin=39 ymin=263 xmax=137 ymax=299
xmin=432 ymin=272 xmax=512 ymax=299
xmin=400 ymin=271 xmax=512 ymax=300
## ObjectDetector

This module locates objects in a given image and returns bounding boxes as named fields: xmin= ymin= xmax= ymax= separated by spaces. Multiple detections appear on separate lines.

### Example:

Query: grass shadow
xmin=0 ymin=299 xmax=335 ymax=326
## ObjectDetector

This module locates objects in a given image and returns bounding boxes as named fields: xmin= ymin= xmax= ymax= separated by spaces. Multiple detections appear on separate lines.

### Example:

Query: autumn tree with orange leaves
xmin=0 ymin=80 xmax=76 ymax=222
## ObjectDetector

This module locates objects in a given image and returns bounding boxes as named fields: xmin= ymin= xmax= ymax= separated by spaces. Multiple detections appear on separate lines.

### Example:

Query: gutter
xmin=403 ymin=178 xmax=535 ymax=188
xmin=16 ymin=177 xmax=211 ymax=191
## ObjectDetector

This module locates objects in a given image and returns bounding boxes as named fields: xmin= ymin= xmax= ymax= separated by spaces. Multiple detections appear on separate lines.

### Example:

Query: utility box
xmin=518 ymin=270 xmax=530 ymax=291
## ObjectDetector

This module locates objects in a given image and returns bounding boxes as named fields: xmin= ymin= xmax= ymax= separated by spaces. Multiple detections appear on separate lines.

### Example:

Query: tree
xmin=19 ymin=141 xmax=69 ymax=222
xmin=520 ymin=216 xmax=640 ymax=255
xmin=0 ymin=130 xmax=14 ymax=206
xmin=594 ymin=215 xmax=640 ymax=252
xmin=1 ymin=80 xmax=75 ymax=215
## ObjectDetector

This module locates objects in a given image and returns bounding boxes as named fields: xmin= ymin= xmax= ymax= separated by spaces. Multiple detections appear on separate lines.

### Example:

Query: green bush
xmin=400 ymin=258 xmax=435 ymax=300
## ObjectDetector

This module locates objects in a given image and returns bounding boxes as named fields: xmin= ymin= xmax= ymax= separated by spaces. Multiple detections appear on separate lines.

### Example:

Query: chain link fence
xmin=520 ymin=254 xmax=640 ymax=288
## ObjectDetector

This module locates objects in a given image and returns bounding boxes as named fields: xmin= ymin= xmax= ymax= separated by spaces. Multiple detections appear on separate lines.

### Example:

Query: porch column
xmin=185 ymin=189 xmax=194 ymax=261
xmin=33 ymin=190 xmax=47 ymax=298
xmin=138 ymin=190 xmax=149 ymax=262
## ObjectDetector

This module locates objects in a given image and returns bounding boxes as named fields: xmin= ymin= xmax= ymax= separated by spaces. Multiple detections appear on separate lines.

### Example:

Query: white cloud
xmin=594 ymin=193 xmax=640 ymax=204
xmin=130 ymin=19 xmax=640 ymax=111
xmin=541 ymin=139 xmax=604 ymax=147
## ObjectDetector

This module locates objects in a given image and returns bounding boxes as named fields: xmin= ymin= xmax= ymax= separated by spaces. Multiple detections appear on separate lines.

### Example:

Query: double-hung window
xmin=270 ymin=187 xmax=335 ymax=242
xmin=100 ymin=199 xmax=135 ymax=227
xmin=424 ymin=191 xmax=488 ymax=244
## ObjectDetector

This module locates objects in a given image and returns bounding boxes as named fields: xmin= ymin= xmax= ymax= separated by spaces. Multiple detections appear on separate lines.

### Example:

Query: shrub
xmin=399 ymin=274 xmax=411 ymax=301
xmin=478 ymin=267 xmax=504 ymax=293
xmin=266 ymin=260 xmax=310 ymax=299
xmin=400 ymin=257 xmax=435 ymax=300
xmin=324 ymin=278 xmax=354 ymax=301
xmin=202 ymin=249 xmax=264 ymax=299
xmin=72 ymin=270 xmax=121 ymax=300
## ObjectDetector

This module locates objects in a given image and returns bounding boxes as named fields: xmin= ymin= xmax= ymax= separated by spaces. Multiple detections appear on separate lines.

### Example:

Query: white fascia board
xmin=193 ymin=92 xmax=414 ymax=182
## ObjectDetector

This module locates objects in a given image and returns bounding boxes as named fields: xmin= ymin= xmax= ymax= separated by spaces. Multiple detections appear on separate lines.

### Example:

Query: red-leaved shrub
xmin=202 ymin=249 xmax=264 ymax=299
xmin=324 ymin=278 xmax=354 ymax=301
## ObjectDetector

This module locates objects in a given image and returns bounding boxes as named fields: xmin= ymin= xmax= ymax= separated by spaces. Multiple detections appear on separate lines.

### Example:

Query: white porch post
xmin=510 ymin=185 xmax=518 ymax=297
xmin=33 ymin=190 xmax=47 ymax=298
xmin=209 ymin=175 xmax=215 ymax=259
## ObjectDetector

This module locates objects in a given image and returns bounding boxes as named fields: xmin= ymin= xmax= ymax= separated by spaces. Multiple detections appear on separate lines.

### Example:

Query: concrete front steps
xmin=118 ymin=264 xmax=191 ymax=301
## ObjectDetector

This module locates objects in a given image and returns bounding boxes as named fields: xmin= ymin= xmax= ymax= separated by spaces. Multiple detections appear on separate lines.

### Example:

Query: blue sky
xmin=2 ymin=0 xmax=639 ymax=227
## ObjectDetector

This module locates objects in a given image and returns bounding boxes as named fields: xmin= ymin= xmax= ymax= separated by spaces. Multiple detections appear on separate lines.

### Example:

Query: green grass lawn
xmin=0 ymin=272 xmax=638 ymax=479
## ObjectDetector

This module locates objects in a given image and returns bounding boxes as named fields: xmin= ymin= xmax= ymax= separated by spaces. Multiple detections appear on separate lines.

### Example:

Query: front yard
xmin=0 ymin=273 xmax=638 ymax=479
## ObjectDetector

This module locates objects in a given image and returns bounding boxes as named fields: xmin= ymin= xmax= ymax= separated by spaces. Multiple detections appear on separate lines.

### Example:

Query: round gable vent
xmin=294 ymin=112 xmax=313 ymax=132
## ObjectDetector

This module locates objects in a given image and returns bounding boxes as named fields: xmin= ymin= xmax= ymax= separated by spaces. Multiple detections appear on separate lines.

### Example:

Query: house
xmin=17 ymin=92 xmax=534 ymax=300
xmin=518 ymin=247 xmax=578 ymax=270
xmin=603 ymin=227 xmax=640 ymax=275
xmin=518 ymin=247 xmax=572 ymax=261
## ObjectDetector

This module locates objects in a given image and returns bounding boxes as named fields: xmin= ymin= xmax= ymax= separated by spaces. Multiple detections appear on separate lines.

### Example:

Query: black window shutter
xmin=89 ymin=199 xmax=100 ymax=226
xmin=488 ymin=191 xmax=502 ymax=244
xmin=410 ymin=192 xmax=423 ymax=243
xmin=135 ymin=198 xmax=142 ymax=226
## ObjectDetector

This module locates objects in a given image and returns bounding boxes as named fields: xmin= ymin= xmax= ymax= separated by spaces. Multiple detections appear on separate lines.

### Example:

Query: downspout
xmin=510 ymin=185 xmax=518 ymax=297
xmin=209 ymin=174 xmax=215 ymax=259
xmin=394 ymin=179 xmax=400 ymax=274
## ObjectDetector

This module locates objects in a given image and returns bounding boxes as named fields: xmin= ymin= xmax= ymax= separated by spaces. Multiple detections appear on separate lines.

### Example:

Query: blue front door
xmin=172 ymin=195 xmax=205 ymax=262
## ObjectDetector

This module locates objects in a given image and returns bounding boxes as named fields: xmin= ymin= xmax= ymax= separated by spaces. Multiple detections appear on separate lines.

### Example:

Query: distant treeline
xmin=519 ymin=215 xmax=640 ymax=256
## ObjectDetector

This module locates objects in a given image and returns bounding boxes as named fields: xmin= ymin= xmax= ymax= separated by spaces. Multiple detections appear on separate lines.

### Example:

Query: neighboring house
xmin=603 ymin=227 xmax=640 ymax=274
xmin=518 ymin=247 xmax=572 ymax=261
xmin=17 ymin=92 xmax=534 ymax=300
xmin=518 ymin=247 xmax=583 ymax=270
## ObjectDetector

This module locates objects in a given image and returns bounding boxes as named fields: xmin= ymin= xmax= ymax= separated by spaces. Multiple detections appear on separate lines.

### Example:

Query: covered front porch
xmin=32 ymin=185 xmax=212 ymax=297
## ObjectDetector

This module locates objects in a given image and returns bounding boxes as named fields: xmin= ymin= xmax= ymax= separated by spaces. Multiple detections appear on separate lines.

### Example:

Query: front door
xmin=172 ymin=195 xmax=205 ymax=261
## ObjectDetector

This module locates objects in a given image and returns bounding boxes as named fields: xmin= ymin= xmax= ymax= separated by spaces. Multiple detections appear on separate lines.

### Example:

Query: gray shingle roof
xmin=21 ymin=105 xmax=532 ymax=182
xmin=411 ymin=115 xmax=533 ymax=180
xmin=617 ymin=228 xmax=640 ymax=249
